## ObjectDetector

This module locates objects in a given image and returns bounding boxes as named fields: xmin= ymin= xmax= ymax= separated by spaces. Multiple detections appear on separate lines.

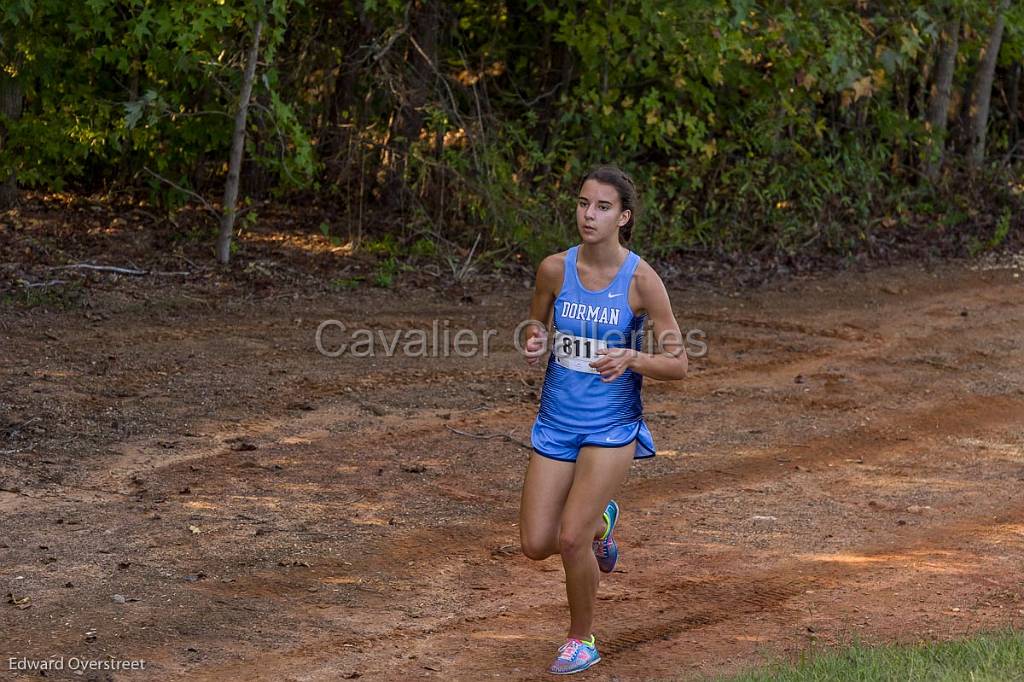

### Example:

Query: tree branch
xmin=141 ymin=167 xmax=219 ymax=217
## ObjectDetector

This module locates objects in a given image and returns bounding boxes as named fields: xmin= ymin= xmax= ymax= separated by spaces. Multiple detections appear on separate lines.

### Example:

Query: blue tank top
xmin=537 ymin=246 xmax=647 ymax=432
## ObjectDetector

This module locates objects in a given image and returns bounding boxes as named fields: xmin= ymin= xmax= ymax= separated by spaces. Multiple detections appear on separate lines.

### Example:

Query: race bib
xmin=552 ymin=330 xmax=607 ymax=374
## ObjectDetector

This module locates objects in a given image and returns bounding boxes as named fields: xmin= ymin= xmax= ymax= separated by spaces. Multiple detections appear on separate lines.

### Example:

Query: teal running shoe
xmin=547 ymin=635 xmax=601 ymax=675
xmin=593 ymin=499 xmax=619 ymax=573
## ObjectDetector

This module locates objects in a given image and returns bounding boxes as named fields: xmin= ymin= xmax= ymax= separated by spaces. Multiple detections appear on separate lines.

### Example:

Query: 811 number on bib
xmin=562 ymin=336 xmax=594 ymax=358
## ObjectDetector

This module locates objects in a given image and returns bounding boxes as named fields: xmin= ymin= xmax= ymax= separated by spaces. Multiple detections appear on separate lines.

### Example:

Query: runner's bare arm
xmin=591 ymin=261 xmax=687 ymax=382
xmin=523 ymin=254 xmax=563 ymax=365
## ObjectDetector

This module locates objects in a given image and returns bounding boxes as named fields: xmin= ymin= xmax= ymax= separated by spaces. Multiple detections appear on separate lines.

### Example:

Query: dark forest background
xmin=1 ymin=1 xmax=1022 ymax=270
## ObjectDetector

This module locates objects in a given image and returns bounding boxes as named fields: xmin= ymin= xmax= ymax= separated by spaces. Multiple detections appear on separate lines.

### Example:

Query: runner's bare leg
xmin=559 ymin=444 xmax=634 ymax=639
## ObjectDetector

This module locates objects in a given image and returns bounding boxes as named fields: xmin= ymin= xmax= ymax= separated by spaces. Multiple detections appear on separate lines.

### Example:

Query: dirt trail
xmin=2 ymin=260 xmax=1024 ymax=681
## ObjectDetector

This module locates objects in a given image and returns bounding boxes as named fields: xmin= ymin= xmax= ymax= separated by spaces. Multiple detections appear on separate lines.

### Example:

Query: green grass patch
xmin=330 ymin=276 xmax=364 ymax=290
xmin=720 ymin=629 xmax=1024 ymax=682
xmin=1 ymin=280 xmax=87 ymax=309
xmin=372 ymin=256 xmax=399 ymax=288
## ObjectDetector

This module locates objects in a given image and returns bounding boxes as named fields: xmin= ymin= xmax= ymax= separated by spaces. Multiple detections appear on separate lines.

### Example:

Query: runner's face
xmin=577 ymin=180 xmax=629 ymax=243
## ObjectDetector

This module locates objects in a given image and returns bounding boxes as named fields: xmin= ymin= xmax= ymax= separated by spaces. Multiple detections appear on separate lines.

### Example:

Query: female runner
xmin=520 ymin=165 xmax=688 ymax=675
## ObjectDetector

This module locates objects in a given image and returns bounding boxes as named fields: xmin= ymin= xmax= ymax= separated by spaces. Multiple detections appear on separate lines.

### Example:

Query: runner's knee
xmin=521 ymin=532 xmax=557 ymax=560
xmin=557 ymin=526 xmax=591 ymax=558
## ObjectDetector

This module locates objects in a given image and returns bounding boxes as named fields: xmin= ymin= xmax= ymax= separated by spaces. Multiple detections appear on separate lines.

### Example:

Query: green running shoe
xmin=593 ymin=499 xmax=619 ymax=573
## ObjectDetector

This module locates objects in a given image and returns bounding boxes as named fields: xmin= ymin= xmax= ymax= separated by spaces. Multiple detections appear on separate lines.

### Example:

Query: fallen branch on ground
xmin=16 ymin=279 xmax=68 ymax=288
xmin=45 ymin=264 xmax=190 ymax=276
xmin=444 ymin=424 xmax=531 ymax=450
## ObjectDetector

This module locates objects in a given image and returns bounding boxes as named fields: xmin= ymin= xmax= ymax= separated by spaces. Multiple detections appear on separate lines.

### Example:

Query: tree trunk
xmin=383 ymin=0 xmax=440 ymax=211
xmin=1009 ymin=62 xmax=1021 ymax=148
xmin=967 ymin=0 xmax=1010 ymax=170
xmin=217 ymin=17 xmax=263 ymax=265
xmin=0 ymin=73 xmax=23 ymax=208
xmin=925 ymin=14 xmax=959 ymax=181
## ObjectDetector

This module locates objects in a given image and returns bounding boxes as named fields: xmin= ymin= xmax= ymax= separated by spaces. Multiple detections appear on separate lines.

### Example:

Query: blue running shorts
xmin=531 ymin=418 xmax=655 ymax=463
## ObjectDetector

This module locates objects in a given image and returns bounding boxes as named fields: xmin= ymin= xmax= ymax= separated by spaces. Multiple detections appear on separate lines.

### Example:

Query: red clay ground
xmin=2 ymin=240 xmax=1024 ymax=680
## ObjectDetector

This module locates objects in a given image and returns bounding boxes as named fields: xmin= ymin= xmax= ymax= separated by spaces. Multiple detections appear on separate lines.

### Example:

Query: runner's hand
xmin=591 ymin=347 xmax=636 ymax=382
xmin=524 ymin=329 xmax=548 ymax=366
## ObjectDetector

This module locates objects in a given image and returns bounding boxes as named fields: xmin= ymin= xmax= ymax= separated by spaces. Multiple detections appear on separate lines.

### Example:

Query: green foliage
xmin=364 ymin=234 xmax=400 ymax=257
xmin=330 ymin=276 xmax=363 ymax=290
xmin=0 ymin=0 xmax=312 ymax=203
xmin=373 ymin=256 xmax=398 ymax=288
xmin=409 ymin=238 xmax=437 ymax=258
xmin=2 ymin=0 xmax=1023 ymax=262
xmin=993 ymin=208 xmax=1014 ymax=248
xmin=381 ymin=0 xmax=1023 ymax=261
xmin=969 ymin=207 xmax=1015 ymax=255
xmin=251 ymin=85 xmax=318 ymax=190
xmin=319 ymin=220 xmax=344 ymax=246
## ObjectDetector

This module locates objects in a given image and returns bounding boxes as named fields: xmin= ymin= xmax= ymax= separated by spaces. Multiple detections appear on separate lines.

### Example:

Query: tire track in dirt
xmin=169 ymin=386 xmax=1024 ymax=681
xmin=684 ymin=311 xmax=881 ymax=342
xmin=62 ymin=271 xmax=1005 ymax=506
xmin=306 ymin=390 xmax=1024 ymax=577
xmin=593 ymin=499 xmax=1024 ymax=660
xmin=598 ymin=575 xmax=813 ymax=658
xmin=257 ymin=495 xmax=1024 ymax=682
xmin=363 ymin=363 xmax=1024 ymax=667
xmin=628 ymin=394 xmax=1024 ymax=503
xmin=94 ymin=376 xmax=1015 ymax=621
xmin=422 ymin=496 xmax=1024 ymax=681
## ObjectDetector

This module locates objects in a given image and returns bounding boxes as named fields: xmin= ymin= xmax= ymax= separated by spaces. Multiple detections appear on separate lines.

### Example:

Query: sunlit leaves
xmin=1 ymin=0 xmax=312 ymax=200
xmin=0 ymin=0 xmax=1021 ymax=257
